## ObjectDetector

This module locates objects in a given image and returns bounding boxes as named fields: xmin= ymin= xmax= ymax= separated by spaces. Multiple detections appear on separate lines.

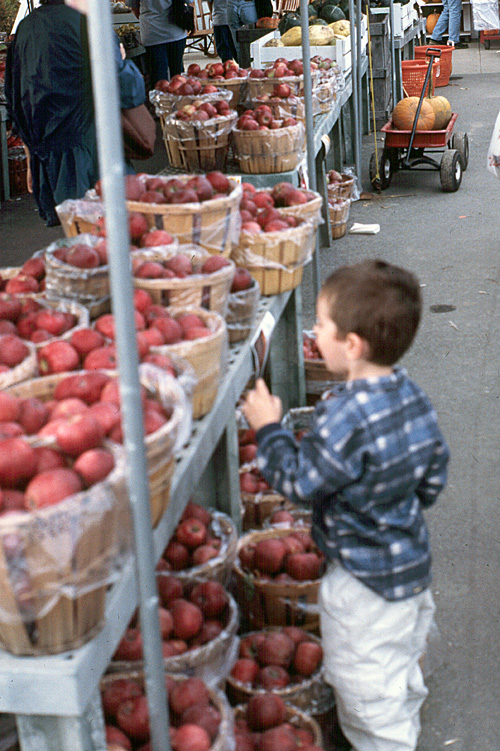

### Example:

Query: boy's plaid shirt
xmin=256 ymin=367 xmax=450 ymax=601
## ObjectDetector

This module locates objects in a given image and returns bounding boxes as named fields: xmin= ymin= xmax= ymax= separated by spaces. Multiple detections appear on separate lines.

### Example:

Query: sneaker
xmin=454 ymin=41 xmax=469 ymax=48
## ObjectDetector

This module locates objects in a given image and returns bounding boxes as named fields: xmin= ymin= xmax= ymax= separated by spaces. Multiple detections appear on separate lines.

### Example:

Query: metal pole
xmin=348 ymin=0 xmax=361 ymax=179
xmin=85 ymin=2 xmax=171 ymax=750
xmin=356 ymin=0 xmax=362 ymax=134
xmin=299 ymin=0 xmax=321 ymax=296
xmin=389 ymin=0 xmax=397 ymax=110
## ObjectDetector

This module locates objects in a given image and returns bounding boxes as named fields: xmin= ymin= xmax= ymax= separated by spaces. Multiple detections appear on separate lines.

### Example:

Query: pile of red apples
xmin=103 ymin=674 xmax=222 ymax=751
xmin=173 ymin=99 xmax=234 ymax=123
xmin=248 ymin=58 xmax=308 ymax=79
xmin=158 ymin=500 xmax=225 ymax=571
xmin=239 ymin=182 xmax=312 ymax=234
xmin=235 ymin=693 xmax=322 ymax=751
xmin=238 ymin=530 xmax=326 ymax=583
xmin=0 ymin=293 xmax=80 ymax=346
xmin=186 ymin=59 xmax=248 ymax=81
xmin=0 ymin=256 xmax=45 ymax=295
xmin=95 ymin=172 xmax=234 ymax=207
xmin=302 ymin=332 xmax=322 ymax=361
xmin=236 ymin=106 xmax=298 ymax=132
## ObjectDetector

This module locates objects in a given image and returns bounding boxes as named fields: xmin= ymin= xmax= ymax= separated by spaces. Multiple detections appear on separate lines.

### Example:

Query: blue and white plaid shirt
xmin=256 ymin=367 xmax=450 ymax=601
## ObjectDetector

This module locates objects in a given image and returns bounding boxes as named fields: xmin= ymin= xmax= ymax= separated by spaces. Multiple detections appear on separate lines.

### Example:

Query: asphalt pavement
xmin=1 ymin=39 xmax=500 ymax=751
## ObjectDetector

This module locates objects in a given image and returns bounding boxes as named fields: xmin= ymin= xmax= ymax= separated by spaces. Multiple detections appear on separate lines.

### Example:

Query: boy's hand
xmin=242 ymin=379 xmax=282 ymax=431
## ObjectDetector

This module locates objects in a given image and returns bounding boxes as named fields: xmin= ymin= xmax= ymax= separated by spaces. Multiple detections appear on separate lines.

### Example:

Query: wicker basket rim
xmin=233 ymin=701 xmax=323 ymax=746
xmin=134 ymin=253 xmax=235 ymax=291
xmin=233 ymin=122 xmax=304 ymax=135
xmin=127 ymin=179 xmax=242 ymax=213
xmin=234 ymin=527 xmax=322 ymax=586
xmin=163 ymin=110 xmax=238 ymax=127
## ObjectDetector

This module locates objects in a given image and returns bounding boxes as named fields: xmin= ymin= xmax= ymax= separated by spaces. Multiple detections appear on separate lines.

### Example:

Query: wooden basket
xmin=233 ymin=701 xmax=323 ymax=748
xmin=109 ymin=587 xmax=239 ymax=689
xmin=254 ymin=96 xmax=306 ymax=123
xmin=206 ymin=73 xmax=249 ymax=107
xmin=100 ymin=670 xmax=234 ymax=751
xmin=0 ymin=340 xmax=37 ymax=390
xmin=162 ymin=111 xmax=237 ymax=173
xmin=232 ymin=122 xmax=305 ymax=174
xmin=133 ymin=246 xmax=235 ymax=315
xmin=160 ymin=511 xmax=238 ymax=587
xmin=150 ymin=87 xmax=233 ymax=126
xmin=225 ymin=279 xmax=261 ymax=344
xmin=226 ymin=627 xmax=333 ymax=713
xmin=55 ymin=198 xmax=104 ymax=238
xmin=233 ymin=527 xmax=322 ymax=632
xmin=44 ymin=234 xmax=110 ymax=304
xmin=263 ymin=507 xmax=312 ymax=529
xmin=16 ymin=294 xmax=90 ymax=350
xmin=230 ymin=220 xmax=315 ymax=296
xmin=7 ymin=365 xmax=191 ymax=528
xmin=150 ymin=306 xmax=228 ymax=419
xmin=127 ymin=177 xmax=242 ymax=258
xmin=260 ymin=188 xmax=323 ymax=225
xmin=240 ymin=470 xmax=294 ymax=531
xmin=328 ymin=198 xmax=351 ymax=239
xmin=0 ymin=445 xmax=128 ymax=656
xmin=247 ymin=74 xmax=311 ymax=100
xmin=327 ymin=174 xmax=355 ymax=201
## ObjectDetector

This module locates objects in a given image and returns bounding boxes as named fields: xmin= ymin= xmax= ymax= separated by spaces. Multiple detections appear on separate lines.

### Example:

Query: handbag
xmin=121 ymin=104 xmax=157 ymax=160
xmin=172 ymin=0 xmax=195 ymax=33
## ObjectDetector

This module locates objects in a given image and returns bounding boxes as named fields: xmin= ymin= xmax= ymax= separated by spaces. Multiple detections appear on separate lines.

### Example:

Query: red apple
xmin=171 ymin=599 xmax=203 ymax=641
xmin=24 ymin=468 xmax=83 ymax=509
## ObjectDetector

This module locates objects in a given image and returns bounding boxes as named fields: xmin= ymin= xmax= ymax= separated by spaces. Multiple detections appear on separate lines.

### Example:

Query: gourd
xmin=426 ymin=12 xmax=441 ymax=33
xmin=426 ymin=95 xmax=452 ymax=129
xmin=320 ymin=4 xmax=345 ymax=22
xmin=281 ymin=25 xmax=303 ymax=44
xmin=281 ymin=24 xmax=335 ymax=44
xmin=329 ymin=18 xmax=350 ymax=35
xmin=392 ymin=97 xmax=435 ymax=131
xmin=278 ymin=13 xmax=301 ymax=34
xmin=256 ymin=16 xmax=279 ymax=28
xmin=264 ymin=38 xmax=284 ymax=46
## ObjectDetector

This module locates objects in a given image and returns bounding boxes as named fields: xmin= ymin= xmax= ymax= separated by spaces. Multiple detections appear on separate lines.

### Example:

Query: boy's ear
xmin=345 ymin=332 xmax=370 ymax=361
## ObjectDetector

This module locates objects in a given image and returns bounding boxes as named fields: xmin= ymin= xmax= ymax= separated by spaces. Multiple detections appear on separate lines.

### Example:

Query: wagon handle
xmin=402 ymin=50 xmax=440 ymax=167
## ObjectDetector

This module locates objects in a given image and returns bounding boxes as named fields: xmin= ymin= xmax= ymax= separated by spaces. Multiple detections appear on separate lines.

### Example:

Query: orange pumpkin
xmin=426 ymin=12 xmax=441 ymax=33
xmin=426 ymin=95 xmax=452 ymax=130
xmin=392 ymin=97 xmax=435 ymax=131
xmin=256 ymin=16 xmax=279 ymax=28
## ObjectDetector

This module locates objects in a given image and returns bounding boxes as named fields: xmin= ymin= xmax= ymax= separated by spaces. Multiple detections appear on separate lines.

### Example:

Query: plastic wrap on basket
xmin=0 ymin=444 xmax=130 ymax=656
xmin=150 ymin=306 xmax=229 ymax=419
xmin=133 ymin=244 xmax=235 ymax=315
xmin=231 ymin=122 xmax=305 ymax=174
xmin=246 ymin=72 xmax=318 ymax=101
xmin=225 ymin=278 xmax=261 ymax=344
xmin=233 ymin=698 xmax=324 ymax=747
xmin=126 ymin=176 xmax=242 ymax=258
xmin=55 ymin=198 xmax=104 ymax=237
xmin=230 ymin=218 xmax=316 ymax=296
xmin=15 ymin=293 xmax=90 ymax=350
xmin=150 ymin=86 xmax=233 ymax=123
xmin=109 ymin=584 xmax=240 ymax=689
xmin=162 ymin=110 xmax=237 ymax=173
xmin=0 ymin=339 xmax=37 ymax=390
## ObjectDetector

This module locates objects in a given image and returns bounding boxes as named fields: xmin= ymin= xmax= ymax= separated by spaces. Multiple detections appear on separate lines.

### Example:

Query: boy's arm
xmin=415 ymin=438 xmax=450 ymax=508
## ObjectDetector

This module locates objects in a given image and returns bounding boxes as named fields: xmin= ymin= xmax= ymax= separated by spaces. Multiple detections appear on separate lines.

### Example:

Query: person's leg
xmin=319 ymin=564 xmax=435 ymax=751
xmin=429 ymin=0 xmax=450 ymax=42
xmin=239 ymin=0 xmax=258 ymax=27
xmin=165 ymin=37 xmax=187 ymax=78
xmin=214 ymin=24 xmax=238 ymax=62
xmin=447 ymin=0 xmax=462 ymax=43
xmin=145 ymin=43 xmax=170 ymax=86
xmin=227 ymin=0 xmax=242 ymax=63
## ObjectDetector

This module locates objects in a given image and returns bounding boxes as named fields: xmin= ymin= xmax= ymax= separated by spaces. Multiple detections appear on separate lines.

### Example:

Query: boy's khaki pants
xmin=319 ymin=564 xmax=435 ymax=751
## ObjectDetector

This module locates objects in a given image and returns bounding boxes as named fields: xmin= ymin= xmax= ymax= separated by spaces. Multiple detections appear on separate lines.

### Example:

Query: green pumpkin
xmin=339 ymin=1 xmax=349 ymax=15
xmin=278 ymin=12 xmax=301 ymax=34
xmin=320 ymin=4 xmax=345 ymax=21
xmin=308 ymin=4 xmax=318 ymax=17
xmin=310 ymin=17 xmax=328 ymax=24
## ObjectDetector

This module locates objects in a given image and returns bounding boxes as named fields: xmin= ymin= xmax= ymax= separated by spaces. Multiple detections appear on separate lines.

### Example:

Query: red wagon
xmin=369 ymin=49 xmax=469 ymax=192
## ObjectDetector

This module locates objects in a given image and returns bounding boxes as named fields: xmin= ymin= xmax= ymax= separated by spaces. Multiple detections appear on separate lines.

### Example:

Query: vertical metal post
xmin=300 ymin=0 xmax=321 ymax=297
xmin=356 ymin=0 xmax=363 ymax=132
xmin=389 ymin=0 xmax=397 ymax=109
xmin=85 ymin=2 xmax=170 ymax=750
xmin=348 ymin=0 xmax=361 ymax=179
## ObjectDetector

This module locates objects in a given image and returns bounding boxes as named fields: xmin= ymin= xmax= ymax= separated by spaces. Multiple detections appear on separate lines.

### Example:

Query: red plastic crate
xmin=401 ymin=60 xmax=440 ymax=97
xmin=381 ymin=113 xmax=458 ymax=149
xmin=414 ymin=45 xmax=453 ymax=86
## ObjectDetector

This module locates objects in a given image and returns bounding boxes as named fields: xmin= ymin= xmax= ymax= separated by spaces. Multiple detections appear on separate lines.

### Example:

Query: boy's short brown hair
xmin=320 ymin=259 xmax=422 ymax=366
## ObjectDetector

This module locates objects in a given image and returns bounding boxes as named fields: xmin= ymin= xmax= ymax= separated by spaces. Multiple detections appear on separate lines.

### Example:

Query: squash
xmin=426 ymin=11 xmax=441 ymax=33
xmin=280 ymin=25 xmax=303 ymax=45
xmin=320 ymin=4 xmax=345 ymax=21
xmin=392 ymin=97 xmax=435 ymax=131
xmin=256 ymin=16 xmax=279 ymax=28
xmin=329 ymin=19 xmax=350 ymax=35
xmin=309 ymin=24 xmax=335 ymax=43
xmin=308 ymin=4 xmax=318 ymax=18
xmin=310 ymin=17 xmax=328 ymax=24
xmin=264 ymin=38 xmax=284 ymax=46
xmin=278 ymin=13 xmax=301 ymax=34
xmin=426 ymin=95 xmax=452 ymax=129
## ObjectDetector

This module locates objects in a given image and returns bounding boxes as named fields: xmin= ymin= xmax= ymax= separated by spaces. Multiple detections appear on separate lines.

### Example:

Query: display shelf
xmin=0 ymin=287 xmax=304 ymax=723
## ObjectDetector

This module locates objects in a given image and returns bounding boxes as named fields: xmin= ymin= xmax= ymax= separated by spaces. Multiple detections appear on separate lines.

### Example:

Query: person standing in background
xmin=226 ymin=0 xmax=257 ymax=64
xmin=208 ymin=0 xmax=238 ymax=62
xmin=5 ymin=0 xmax=146 ymax=226
xmin=128 ymin=0 xmax=192 ymax=86
xmin=429 ymin=0 xmax=468 ymax=48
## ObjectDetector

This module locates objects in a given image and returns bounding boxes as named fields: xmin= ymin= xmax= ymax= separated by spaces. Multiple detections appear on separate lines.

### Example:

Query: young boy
xmin=242 ymin=259 xmax=449 ymax=751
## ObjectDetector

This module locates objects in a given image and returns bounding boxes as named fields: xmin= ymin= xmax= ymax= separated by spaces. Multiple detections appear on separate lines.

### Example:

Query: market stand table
xmin=0 ymin=286 xmax=305 ymax=751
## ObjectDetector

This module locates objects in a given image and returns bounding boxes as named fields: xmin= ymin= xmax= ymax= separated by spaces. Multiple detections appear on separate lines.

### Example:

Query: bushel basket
xmin=231 ymin=122 xmax=305 ymax=174
xmin=233 ymin=700 xmax=323 ymax=747
xmin=162 ymin=111 xmax=237 ymax=173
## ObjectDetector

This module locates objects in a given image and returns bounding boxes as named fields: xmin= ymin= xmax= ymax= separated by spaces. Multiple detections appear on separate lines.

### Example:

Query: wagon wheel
xmin=451 ymin=131 xmax=469 ymax=170
xmin=440 ymin=149 xmax=463 ymax=192
xmin=369 ymin=149 xmax=394 ymax=190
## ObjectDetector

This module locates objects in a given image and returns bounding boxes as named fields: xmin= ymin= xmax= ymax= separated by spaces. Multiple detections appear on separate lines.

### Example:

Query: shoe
xmin=454 ymin=41 xmax=469 ymax=48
